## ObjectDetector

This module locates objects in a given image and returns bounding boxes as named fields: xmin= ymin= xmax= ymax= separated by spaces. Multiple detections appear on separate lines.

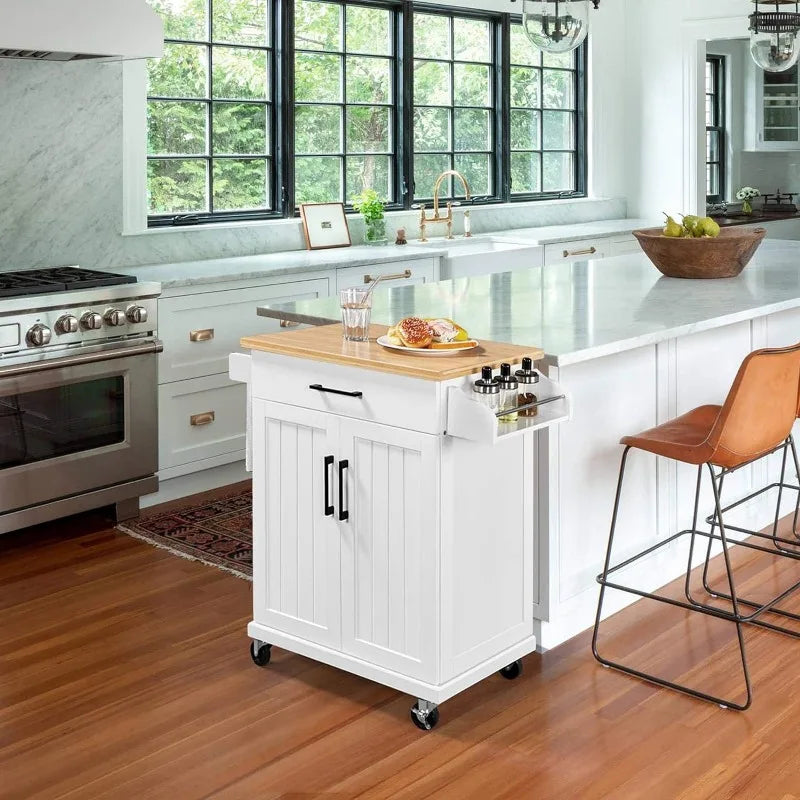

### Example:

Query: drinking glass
xmin=339 ymin=287 xmax=372 ymax=342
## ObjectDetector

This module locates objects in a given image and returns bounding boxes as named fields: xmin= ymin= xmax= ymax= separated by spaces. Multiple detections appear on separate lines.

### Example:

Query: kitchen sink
xmin=437 ymin=236 xmax=543 ymax=279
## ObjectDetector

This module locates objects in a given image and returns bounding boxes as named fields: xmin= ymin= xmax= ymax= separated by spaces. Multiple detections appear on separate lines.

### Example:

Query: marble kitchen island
xmin=255 ymin=240 xmax=800 ymax=649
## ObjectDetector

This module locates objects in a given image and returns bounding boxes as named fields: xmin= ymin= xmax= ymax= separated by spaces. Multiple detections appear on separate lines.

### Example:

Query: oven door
xmin=0 ymin=340 xmax=161 ymax=515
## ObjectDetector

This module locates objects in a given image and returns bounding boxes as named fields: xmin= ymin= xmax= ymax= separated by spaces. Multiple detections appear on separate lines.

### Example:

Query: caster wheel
xmin=250 ymin=641 xmax=272 ymax=667
xmin=499 ymin=659 xmax=523 ymax=680
xmin=410 ymin=702 xmax=440 ymax=731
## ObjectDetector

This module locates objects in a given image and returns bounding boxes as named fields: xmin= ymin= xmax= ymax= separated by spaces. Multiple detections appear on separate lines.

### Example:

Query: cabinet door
xmin=159 ymin=278 xmax=330 ymax=384
xmin=335 ymin=259 xmax=436 ymax=292
xmin=251 ymin=399 xmax=341 ymax=648
xmin=338 ymin=419 xmax=439 ymax=682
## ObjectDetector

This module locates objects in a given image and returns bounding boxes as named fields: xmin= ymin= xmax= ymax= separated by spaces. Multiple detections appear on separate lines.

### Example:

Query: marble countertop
xmin=257 ymin=240 xmax=800 ymax=367
xmin=113 ymin=243 xmax=448 ymax=290
xmin=116 ymin=218 xmax=654 ymax=289
xmin=489 ymin=217 xmax=655 ymax=244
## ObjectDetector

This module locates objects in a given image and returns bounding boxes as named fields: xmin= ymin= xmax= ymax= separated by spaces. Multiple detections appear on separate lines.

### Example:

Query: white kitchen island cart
xmin=231 ymin=324 xmax=569 ymax=730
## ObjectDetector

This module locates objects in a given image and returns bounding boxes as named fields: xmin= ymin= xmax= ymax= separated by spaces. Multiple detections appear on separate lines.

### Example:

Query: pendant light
xmin=749 ymin=0 xmax=800 ymax=72
xmin=522 ymin=0 xmax=600 ymax=55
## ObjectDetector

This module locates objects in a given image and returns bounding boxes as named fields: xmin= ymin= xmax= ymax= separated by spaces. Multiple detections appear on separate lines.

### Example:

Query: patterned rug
xmin=117 ymin=487 xmax=253 ymax=579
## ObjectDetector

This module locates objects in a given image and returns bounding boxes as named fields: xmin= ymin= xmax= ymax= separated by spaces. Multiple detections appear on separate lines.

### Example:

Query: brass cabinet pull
xmin=190 ymin=411 xmax=215 ymax=427
xmin=363 ymin=269 xmax=412 ymax=284
xmin=189 ymin=328 xmax=215 ymax=342
xmin=280 ymin=319 xmax=300 ymax=328
xmin=562 ymin=246 xmax=597 ymax=258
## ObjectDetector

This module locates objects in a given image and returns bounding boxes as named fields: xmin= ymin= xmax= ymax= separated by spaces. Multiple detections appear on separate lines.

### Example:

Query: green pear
xmin=696 ymin=216 xmax=721 ymax=238
xmin=681 ymin=214 xmax=700 ymax=236
xmin=662 ymin=213 xmax=683 ymax=238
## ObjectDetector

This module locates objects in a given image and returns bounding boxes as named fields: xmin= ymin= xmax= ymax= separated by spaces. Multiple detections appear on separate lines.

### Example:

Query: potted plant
xmin=736 ymin=186 xmax=760 ymax=216
xmin=352 ymin=189 xmax=387 ymax=246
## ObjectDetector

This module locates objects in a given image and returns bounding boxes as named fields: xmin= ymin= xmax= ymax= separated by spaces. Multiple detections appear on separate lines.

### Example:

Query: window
xmin=509 ymin=22 xmax=582 ymax=197
xmin=294 ymin=0 xmax=397 ymax=205
xmin=412 ymin=11 xmax=497 ymax=201
xmin=706 ymin=55 xmax=726 ymax=204
xmin=146 ymin=0 xmax=276 ymax=223
xmin=144 ymin=1 xmax=588 ymax=226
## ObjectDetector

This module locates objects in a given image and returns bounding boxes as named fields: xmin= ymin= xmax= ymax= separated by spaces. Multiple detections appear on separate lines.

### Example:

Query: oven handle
xmin=0 ymin=340 xmax=164 ymax=378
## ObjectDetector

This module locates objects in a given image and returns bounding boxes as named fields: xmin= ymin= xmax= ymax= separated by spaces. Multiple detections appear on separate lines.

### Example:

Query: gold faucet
xmin=416 ymin=170 xmax=473 ymax=242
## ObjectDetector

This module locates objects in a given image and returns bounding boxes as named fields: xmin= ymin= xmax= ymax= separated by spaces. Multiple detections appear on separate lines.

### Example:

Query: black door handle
xmin=309 ymin=384 xmax=363 ymax=399
xmin=338 ymin=459 xmax=349 ymax=522
xmin=323 ymin=455 xmax=334 ymax=517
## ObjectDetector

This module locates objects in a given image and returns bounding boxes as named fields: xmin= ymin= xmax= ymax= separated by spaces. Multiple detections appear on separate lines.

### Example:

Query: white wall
xmin=625 ymin=0 xmax=754 ymax=218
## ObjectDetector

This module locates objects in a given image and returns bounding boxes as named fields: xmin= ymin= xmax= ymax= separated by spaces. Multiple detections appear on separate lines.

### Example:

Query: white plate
xmin=376 ymin=335 xmax=479 ymax=356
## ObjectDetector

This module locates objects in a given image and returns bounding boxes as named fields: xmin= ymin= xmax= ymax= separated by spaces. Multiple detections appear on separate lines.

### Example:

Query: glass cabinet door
xmin=763 ymin=64 xmax=799 ymax=143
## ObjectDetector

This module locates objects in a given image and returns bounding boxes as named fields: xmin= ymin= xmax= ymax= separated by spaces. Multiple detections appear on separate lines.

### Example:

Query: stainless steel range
xmin=0 ymin=266 xmax=161 ymax=534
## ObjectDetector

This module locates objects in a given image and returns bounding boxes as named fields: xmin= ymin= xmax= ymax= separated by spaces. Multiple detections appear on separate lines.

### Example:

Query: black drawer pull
xmin=309 ymin=384 xmax=363 ymax=399
xmin=324 ymin=455 xmax=334 ymax=517
xmin=338 ymin=460 xmax=349 ymax=522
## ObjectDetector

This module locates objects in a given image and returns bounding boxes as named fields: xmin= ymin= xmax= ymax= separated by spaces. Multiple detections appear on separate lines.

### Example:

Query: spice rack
xmin=446 ymin=368 xmax=571 ymax=443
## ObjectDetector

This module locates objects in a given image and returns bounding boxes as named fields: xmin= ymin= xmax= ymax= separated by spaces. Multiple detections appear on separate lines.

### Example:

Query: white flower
xmin=736 ymin=187 xmax=760 ymax=200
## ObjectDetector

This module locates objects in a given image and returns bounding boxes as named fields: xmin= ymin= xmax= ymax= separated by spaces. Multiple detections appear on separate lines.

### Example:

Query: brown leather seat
xmin=622 ymin=344 xmax=800 ymax=469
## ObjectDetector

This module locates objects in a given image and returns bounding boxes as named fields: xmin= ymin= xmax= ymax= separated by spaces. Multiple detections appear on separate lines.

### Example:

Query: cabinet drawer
xmin=250 ymin=352 xmax=441 ymax=434
xmin=159 ymin=375 xmax=247 ymax=470
xmin=610 ymin=235 xmax=641 ymax=256
xmin=543 ymin=239 xmax=608 ymax=265
xmin=159 ymin=278 xmax=330 ymax=383
xmin=336 ymin=258 xmax=437 ymax=292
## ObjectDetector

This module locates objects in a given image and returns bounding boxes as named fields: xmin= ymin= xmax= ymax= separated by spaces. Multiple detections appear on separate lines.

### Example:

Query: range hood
xmin=0 ymin=0 xmax=163 ymax=62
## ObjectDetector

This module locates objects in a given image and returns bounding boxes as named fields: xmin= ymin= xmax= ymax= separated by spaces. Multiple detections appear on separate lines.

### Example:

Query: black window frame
xmin=146 ymin=0 xmax=589 ymax=228
xmin=291 ymin=0 xmax=403 ymax=210
xmin=147 ymin=0 xmax=284 ymax=228
xmin=408 ymin=5 xmax=504 ymax=204
xmin=706 ymin=54 xmax=726 ymax=205
xmin=506 ymin=15 xmax=587 ymax=202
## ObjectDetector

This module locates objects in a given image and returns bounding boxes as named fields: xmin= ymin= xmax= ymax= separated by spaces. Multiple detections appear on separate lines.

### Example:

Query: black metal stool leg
xmin=684 ymin=465 xmax=706 ymax=606
xmin=592 ymin=447 xmax=631 ymax=662
xmin=702 ymin=467 xmax=725 ymax=598
xmin=770 ymin=441 xmax=790 ymax=551
xmin=707 ymin=463 xmax=752 ymax=710
xmin=789 ymin=435 xmax=800 ymax=539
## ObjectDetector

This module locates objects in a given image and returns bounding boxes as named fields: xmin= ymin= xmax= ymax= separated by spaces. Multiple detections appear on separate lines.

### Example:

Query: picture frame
xmin=299 ymin=202 xmax=352 ymax=250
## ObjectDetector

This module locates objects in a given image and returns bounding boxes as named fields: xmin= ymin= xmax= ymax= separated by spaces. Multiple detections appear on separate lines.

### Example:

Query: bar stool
xmin=593 ymin=343 xmax=800 ymax=710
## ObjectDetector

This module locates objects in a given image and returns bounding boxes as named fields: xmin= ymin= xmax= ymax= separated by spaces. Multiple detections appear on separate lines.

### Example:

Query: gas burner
xmin=761 ymin=189 xmax=798 ymax=212
xmin=0 ymin=266 xmax=136 ymax=298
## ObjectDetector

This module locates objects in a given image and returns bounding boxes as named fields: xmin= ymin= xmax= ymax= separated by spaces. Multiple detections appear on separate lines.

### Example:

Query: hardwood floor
xmin=2 ymin=496 xmax=800 ymax=799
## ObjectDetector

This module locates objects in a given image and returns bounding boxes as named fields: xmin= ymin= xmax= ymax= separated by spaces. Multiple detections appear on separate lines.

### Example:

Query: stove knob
xmin=27 ymin=324 xmax=52 ymax=347
xmin=126 ymin=305 xmax=148 ymax=324
xmin=55 ymin=314 xmax=79 ymax=335
xmin=80 ymin=311 xmax=103 ymax=331
xmin=104 ymin=308 xmax=126 ymax=327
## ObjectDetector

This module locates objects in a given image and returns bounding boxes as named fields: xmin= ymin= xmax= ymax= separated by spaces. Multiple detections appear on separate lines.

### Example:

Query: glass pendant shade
xmin=523 ymin=0 xmax=589 ymax=54
xmin=750 ymin=27 xmax=800 ymax=71
xmin=749 ymin=4 xmax=800 ymax=73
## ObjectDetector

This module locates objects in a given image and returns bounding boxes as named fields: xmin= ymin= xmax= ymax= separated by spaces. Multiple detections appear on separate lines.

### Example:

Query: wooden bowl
xmin=632 ymin=226 xmax=767 ymax=279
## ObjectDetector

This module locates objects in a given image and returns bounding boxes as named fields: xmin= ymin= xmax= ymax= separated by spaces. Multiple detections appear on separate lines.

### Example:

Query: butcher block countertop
xmin=240 ymin=324 xmax=544 ymax=382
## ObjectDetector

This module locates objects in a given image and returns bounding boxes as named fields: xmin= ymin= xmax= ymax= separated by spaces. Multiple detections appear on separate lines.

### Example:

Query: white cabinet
xmin=158 ymin=374 xmax=247 ymax=479
xmin=335 ymin=258 xmax=437 ymax=292
xmin=339 ymin=418 xmax=438 ymax=681
xmin=159 ymin=278 xmax=331 ymax=384
xmin=254 ymin=402 xmax=341 ymax=648
xmin=748 ymin=60 xmax=800 ymax=151
xmin=239 ymin=346 xmax=570 ymax=725
xmin=251 ymin=399 xmax=438 ymax=682
xmin=543 ymin=238 xmax=610 ymax=266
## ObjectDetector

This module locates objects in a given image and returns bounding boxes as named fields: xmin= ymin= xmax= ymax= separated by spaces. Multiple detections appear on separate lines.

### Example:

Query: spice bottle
xmin=497 ymin=363 xmax=519 ymax=423
xmin=516 ymin=357 xmax=539 ymax=417
xmin=472 ymin=366 xmax=500 ymax=412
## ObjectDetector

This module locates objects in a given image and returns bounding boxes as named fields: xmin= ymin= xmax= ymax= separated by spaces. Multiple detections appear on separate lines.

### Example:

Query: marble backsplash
xmin=0 ymin=59 xmax=626 ymax=272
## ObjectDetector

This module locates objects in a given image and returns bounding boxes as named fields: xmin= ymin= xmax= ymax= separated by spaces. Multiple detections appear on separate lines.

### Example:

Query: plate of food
xmin=377 ymin=317 xmax=479 ymax=356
